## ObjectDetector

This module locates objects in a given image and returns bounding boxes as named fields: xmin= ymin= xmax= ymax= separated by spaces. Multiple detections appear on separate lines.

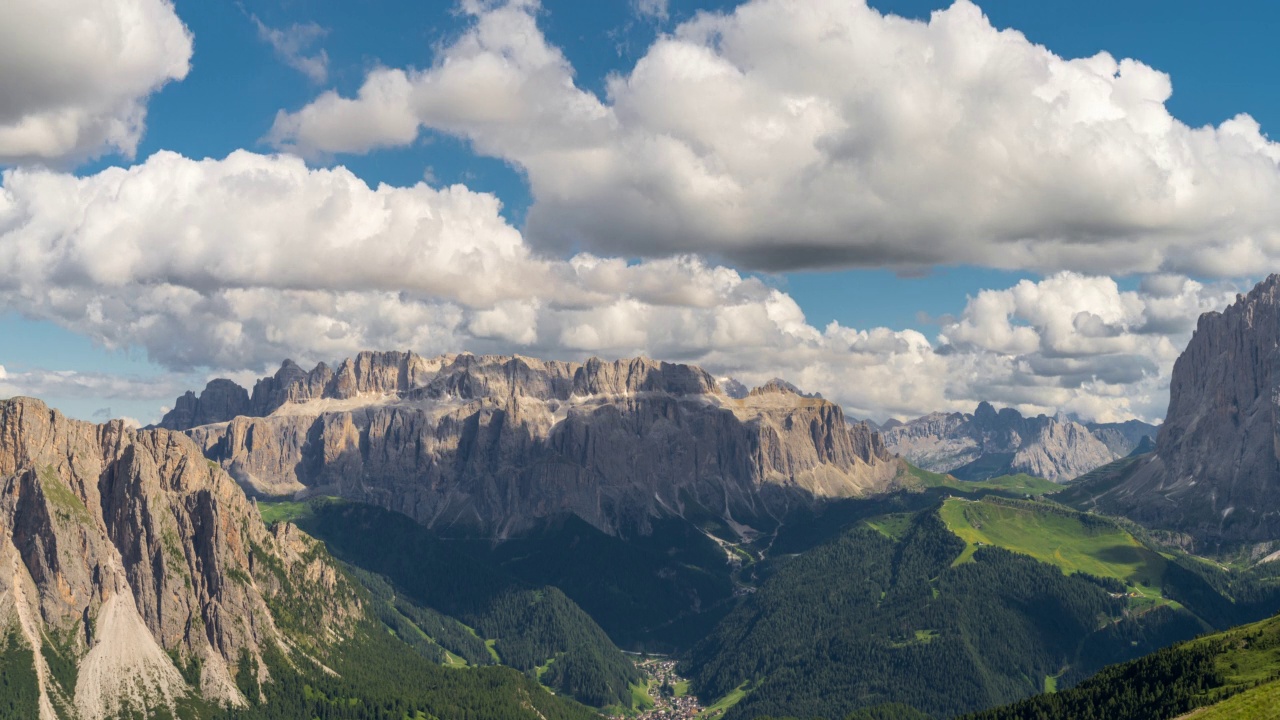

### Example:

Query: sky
xmin=0 ymin=0 xmax=1276 ymax=426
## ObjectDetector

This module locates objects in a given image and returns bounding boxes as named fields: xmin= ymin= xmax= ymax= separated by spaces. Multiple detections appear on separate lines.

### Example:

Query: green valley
xmin=254 ymin=485 xmax=1280 ymax=720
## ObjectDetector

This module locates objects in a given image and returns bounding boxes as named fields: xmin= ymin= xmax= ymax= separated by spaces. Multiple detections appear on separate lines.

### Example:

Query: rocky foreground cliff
xmin=0 ymin=397 xmax=360 ymax=719
xmin=881 ymin=402 xmax=1156 ymax=482
xmin=162 ymin=353 xmax=904 ymax=537
xmin=1067 ymin=275 xmax=1280 ymax=546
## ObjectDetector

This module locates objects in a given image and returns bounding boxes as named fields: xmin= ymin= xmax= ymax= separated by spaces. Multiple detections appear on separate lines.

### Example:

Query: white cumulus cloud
xmin=0 ymin=151 xmax=786 ymax=371
xmin=0 ymin=150 xmax=1244 ymax=423
xmin=0 ymin=0 xmax=192 ymax=165
xmin=269 ymin=0 xmax=1280 ymax=277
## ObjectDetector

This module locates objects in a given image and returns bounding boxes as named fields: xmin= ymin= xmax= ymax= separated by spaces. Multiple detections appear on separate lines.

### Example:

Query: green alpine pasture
xmin=1192 ymin=679 xmax=1280 ymax=720
xmin=938 ymin=497 xmax=1171 ymax=605
xmin=864 ymin=512 xmax=917 ymax=540
xmin=698 ymin=682 xmax=749 ymax=719
xmin=257 ymin=497 xmax=344 ymax=525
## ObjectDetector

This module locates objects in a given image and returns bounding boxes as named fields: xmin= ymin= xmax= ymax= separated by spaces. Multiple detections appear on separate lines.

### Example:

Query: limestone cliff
xmin=169 ymin=353 xmax=903 ymax=537
xmin=1073 ymin=276 xmax=1280 ymax=546
xmin=0 ymin=397 xmax=361 ymax=719
xmin=881 ymin=402 xmax=1149 ymax=482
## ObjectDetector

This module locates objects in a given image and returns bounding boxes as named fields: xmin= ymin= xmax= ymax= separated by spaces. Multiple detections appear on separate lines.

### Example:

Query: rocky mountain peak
xmin=1128 ymin=434 xmax=1156 ymax=457
xmin=1084 ymin=275 xmax=1280 ymax=545
xmin=160 ymin=379 xmax=251 ymax=431
xmin=719 ymin=377 xmax=750 ymax=399
xmin=750 ymin=378 xmax=798 ymax=396
xmin=276 ymin=358 xmax=306 ymax=379
xmin=328 ymin=349 xmax=436 ymax=399
xmin=749 ymin=378 xmax=822 ymax=399
xmin=999 ymin=407 xmax=1025 ymax=422
xmin=573 ymin=356 xmax=720 ymax=396
xmin=973 ymin=401 xmax=998 ymax=421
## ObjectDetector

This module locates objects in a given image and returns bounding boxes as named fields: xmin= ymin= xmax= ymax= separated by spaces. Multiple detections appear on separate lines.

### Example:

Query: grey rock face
xmin=719 ymin=378 xmax=750 ymax=399
xmin=159 ymin=360 xmax=340 ymax=431
xmin=248 ymin=358 xmax=332 ymax=412
xmin=1081 ymin=276 xmax=1280 ymax=545
xmin=882 ymin=402 xmax=1137 ymax=482
xmin=1085 ymin=420 xmax=1161 ymax=457
xmin=881 ymin=409 xmax=985 ymax=472
xmin=158 ymin=379 xmax=251 ymax=430
xmin=172 ymin=352 xmax=905 ymax=537
xmin=1010 ymin=420 xmax=1119 ymax=482
xmin=750 ymin=378 xmax=823 ymax=399
xmin=0 ymin=397 xmax=360 ymax=718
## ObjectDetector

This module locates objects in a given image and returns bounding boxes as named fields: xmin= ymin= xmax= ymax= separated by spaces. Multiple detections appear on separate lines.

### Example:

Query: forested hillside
xmin=965 ymin=611 xmax=1280 ymax=720
xmin=462 ymin=514 xmax=739 ymax=651
xmin=681 ymin=510 xmax=1204 ymax=719
xmin=275 ymin=500 xmax=642 ymax=709
xmin=211 ymin=624 xmax=600 ymax=720
xmin=250 ymin=487 xmax=1280 ymax=720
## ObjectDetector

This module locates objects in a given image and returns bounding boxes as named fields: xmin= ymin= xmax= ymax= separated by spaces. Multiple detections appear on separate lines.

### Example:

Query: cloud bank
xmin=271 ymin=0 xmax=1280 ymax=276
xmin=0 ymin=0 xmax=192 ymax=165
xmin=0 ymin=150 xmax=1240 ymax=422
xmin=0 ymin=365 xmax=181 ymax=405
xmin=0 ymin=0 xmax=1264 ymax=424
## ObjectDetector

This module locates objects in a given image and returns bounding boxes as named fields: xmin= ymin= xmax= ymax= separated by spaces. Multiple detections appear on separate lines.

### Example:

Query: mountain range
xmin=881 ymin=403 xmax=1156 ymax=482
xmin=8 ymin=277 xmax=1280 ymax=718
xmin=159 ymin=353 xmax=904 ymax=537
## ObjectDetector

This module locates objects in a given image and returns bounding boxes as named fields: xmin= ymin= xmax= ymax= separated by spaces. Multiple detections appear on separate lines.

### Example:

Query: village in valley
xmin=610 ymin=657 xmax=709 ymax=720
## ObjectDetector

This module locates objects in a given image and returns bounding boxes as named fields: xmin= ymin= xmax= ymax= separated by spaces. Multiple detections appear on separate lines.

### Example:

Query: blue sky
xmin=0 ymin=0 xmax=1275 ymax=424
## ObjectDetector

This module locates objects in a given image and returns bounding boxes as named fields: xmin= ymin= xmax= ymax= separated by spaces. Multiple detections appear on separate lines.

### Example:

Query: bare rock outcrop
xmin=0 ymin=397 xmax=361 ymax=718
xmin=1085 ymin=420 xmax=1161 ymax=457
xmin=1010 ymin=420 xmax=1119 ymax=482
xmin=173 ymin=353 xmax=905 ymax=537
xmin=159 ymin=379 xmax=251 ymax=430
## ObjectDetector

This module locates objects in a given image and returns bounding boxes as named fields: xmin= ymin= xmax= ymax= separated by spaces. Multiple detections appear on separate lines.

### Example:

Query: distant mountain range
xmin=880 ymin=402 xmax=1157 ymax=482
